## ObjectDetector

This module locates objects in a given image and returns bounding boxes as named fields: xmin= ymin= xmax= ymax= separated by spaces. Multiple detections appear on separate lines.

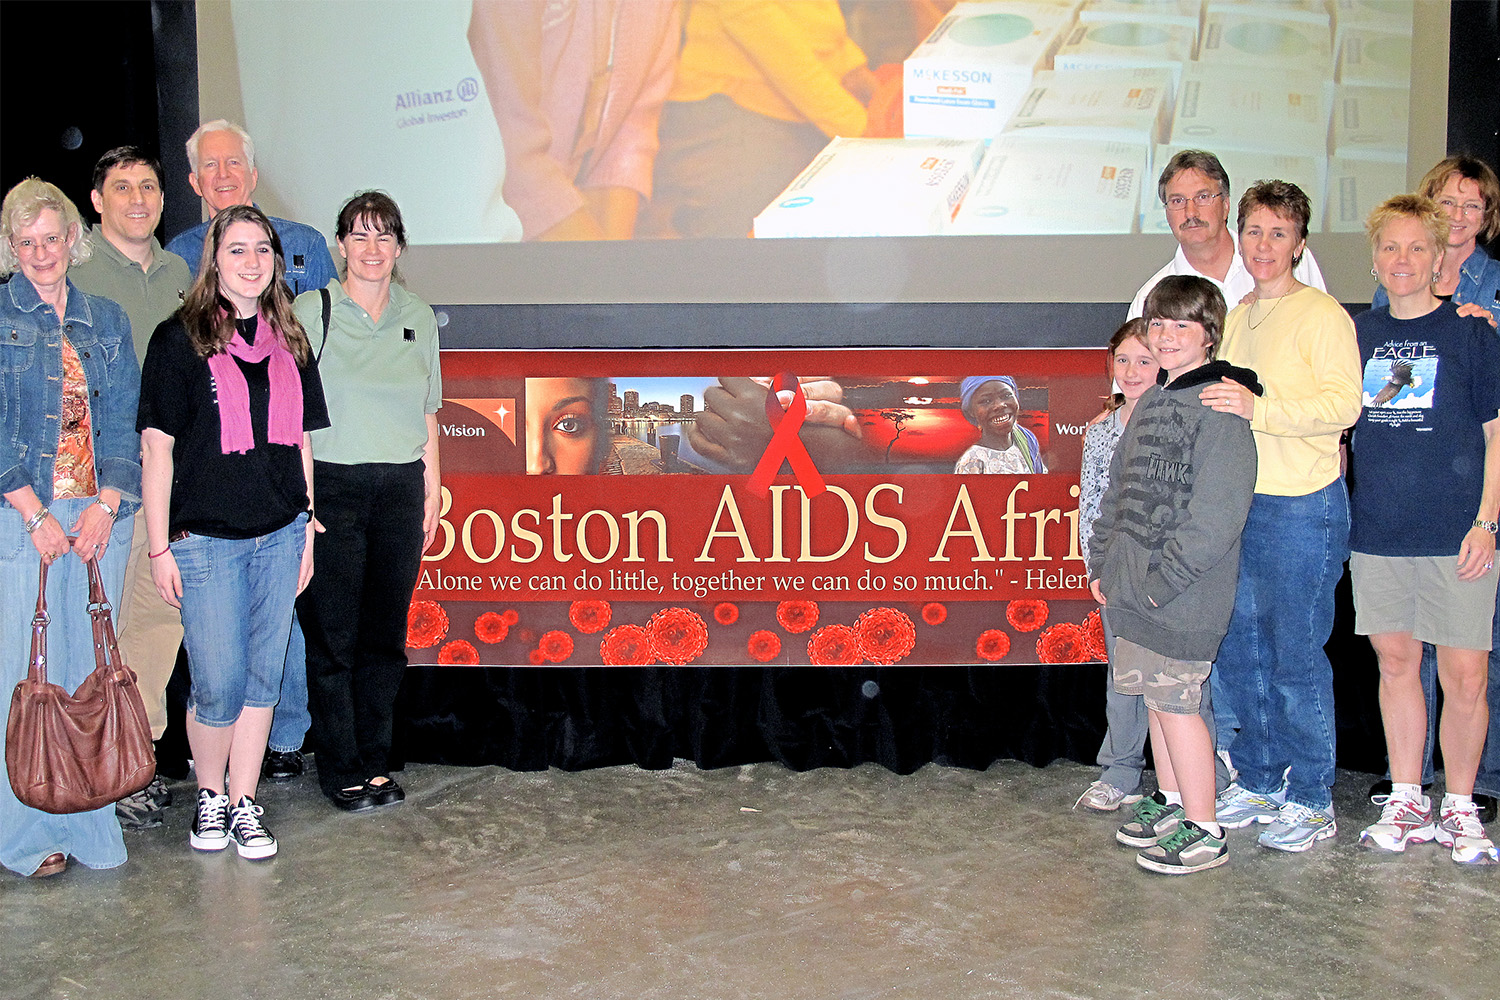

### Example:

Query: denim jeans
xmin=268 ymin=616 xmax=310 ymax=753
xmin=1213 ymin=481 xmax=1349 ymax=810
xmin=0 ymin=498 xmax=132 ymax=875
xmin=173 ymin=516 xmax=305 ymax=728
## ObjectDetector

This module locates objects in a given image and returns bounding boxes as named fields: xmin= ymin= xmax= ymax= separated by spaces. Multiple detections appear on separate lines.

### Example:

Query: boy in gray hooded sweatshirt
xmin=1088 ymin=274 xmax=1261 ymax=874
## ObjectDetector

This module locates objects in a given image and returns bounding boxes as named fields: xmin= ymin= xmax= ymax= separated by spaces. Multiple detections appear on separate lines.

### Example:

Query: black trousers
xmin=299 ymin=460 xmax=425 ymax=796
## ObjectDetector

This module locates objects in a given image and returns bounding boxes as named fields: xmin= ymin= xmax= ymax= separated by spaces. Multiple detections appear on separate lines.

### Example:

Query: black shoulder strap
xmin=316 ymin=286 xmax=331 ymax=363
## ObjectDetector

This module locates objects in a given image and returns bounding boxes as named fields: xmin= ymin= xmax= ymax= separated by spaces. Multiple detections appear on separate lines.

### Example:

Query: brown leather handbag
xmin=6 ymin=551 xmax=155 ymax=814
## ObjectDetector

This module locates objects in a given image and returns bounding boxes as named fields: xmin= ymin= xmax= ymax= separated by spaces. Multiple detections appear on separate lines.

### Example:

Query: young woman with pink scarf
xmin=138 ymin=205 xmax=329 ymax=861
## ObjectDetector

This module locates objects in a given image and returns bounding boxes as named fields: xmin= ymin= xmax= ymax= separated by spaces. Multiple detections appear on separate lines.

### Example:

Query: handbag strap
xmin=84 ymin=550 xmax=124 ymax=678
xmin=27 ymin=541 xmax=121 ymax=690
xmin=29 ymin=557 xmax=50 ymax=687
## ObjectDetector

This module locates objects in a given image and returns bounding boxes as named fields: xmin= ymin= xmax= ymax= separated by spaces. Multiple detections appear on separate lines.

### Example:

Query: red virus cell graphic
xmin=407 ymin=601 xmax=449 ymax=648
xmin=526 ymin=648 xmax=547 ymax=665
xmin=807 ymin=624 xmax=862 ymax=665
xmin=1035 ymin=623 xmax=1092 ymax=664
xmin=855 ymin=607 xmax=916 ymax=665
xmin=437 ymin=640 xmax=479 ymax=665
xmin=776 ymin=600 xmax=820 ymax=633
xmin=648 ymin=608 xmax=710 ymax=665
xmin=714 ymin=602 xmax=739 ymax=626
xmin=921 ymin=602 xmax=948 ymax=626
xmin=976 ymin=629 xmax=1012 ymax=662
xmin=474 ymin=611 xmax=510 ymax=644
xmin=599 ymin=624 xmax=657 ymax=666
xmin=747 ymin=630 xmax=782 ymax=663
xmin=1005 ymin=599 xmax=1050 ymax=633
xmin=1081 ymin=609 xmax=1108 ymax=661
xmin=538 ymin=630 xmax=575 ymax=663
xmin=500 ymin=608 xmax=520 ymax=626
xmin=568 ymin=600 xmax=612 ymax=634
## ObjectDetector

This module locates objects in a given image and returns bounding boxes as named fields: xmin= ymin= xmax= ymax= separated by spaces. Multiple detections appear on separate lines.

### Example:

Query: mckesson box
xmin=1332 ymin=0 xmax=1414 ymax=48
xmin=953 ymin=133 xmax=1148 ymax=234
xmin=1142 ymin=143 xmax=1327 ymax=234
xmin=1325 ymin=156 xmax=1406 ymax=233
xmin=1198 ymin=10 xmax=1334 ymax=72
xmin=1005 ymin=68 xmax=1173 ymax=146
xmin=752 ymin=137 xmax=986 ymax=238
xmin=1168 ymin=64 xmax=1328 ymax=157
xmin=1078 ymin=0 xmax=1201 ymax=31
xmin=903 ymin=2 xmax=1078 ymax=139
xmin=1337 ymin=27 xmax=1412 ymax=88
xmin=1330 ymin=85 xmax=1409 ymax=162
xmin=1054 ymin=21 xmax=1196 ymax=81
xmin=1206 ymin=0 xmax=1332 ymax=30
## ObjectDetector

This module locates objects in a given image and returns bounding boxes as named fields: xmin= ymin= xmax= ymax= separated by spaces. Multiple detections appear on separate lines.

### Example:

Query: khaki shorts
xmin=1351 ymin=552 xmax=1499 ymax=651
xmin=1112 ymin=636 xmax=1212 ymax=714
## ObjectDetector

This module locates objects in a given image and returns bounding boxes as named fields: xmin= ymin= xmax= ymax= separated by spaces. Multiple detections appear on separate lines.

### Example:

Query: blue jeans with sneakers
xmin=268 ymin=616 xmax=309 ymax=754
xmin=1214 ymin=482 xmax=1349 ymax=811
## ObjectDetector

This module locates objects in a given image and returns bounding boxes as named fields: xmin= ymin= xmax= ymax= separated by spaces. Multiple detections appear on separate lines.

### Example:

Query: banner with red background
xmin=408 ymin=349 xmax=1109 ymax=666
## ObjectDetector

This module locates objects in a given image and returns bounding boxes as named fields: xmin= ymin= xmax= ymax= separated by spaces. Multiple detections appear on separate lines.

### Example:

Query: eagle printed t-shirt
xmin=1350 ymin=302 xmax=1500 ymax=556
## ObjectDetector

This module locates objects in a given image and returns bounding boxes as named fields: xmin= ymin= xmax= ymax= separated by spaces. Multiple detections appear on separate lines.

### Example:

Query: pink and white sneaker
xmin=1434 ymin=799 xmax=1498 ymax=865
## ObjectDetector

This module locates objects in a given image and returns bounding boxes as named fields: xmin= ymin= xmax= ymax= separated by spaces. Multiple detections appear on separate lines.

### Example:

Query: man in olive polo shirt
xmin=70 ymin=145 xmax=191 ymax=831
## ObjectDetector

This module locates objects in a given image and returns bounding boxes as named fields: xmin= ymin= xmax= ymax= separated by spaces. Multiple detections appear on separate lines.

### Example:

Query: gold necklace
xmin=1247 ymin=290 xmax=1289 ymax=330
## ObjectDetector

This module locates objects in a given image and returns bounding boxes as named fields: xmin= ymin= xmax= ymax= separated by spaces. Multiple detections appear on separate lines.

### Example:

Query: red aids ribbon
xmin=747 ymin=373 xmax=826 ymax=498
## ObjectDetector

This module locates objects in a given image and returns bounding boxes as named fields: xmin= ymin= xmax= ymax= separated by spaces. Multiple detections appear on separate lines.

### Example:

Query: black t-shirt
xmin=1350 ymin=302 xmax=1500 ymax=555
xmin=138 ymin=316 xmax=330 ymax=539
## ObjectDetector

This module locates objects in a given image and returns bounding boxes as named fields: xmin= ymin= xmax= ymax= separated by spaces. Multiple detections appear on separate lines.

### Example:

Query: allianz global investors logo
xmin=395 ymin=77 xmax=479 ymax=130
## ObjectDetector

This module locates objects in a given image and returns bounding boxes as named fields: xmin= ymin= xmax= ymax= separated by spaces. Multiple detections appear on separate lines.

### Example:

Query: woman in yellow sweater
xmin=640 ymin=0 xmax=874 ymax=238
xmin=1196 ymin=181 xmax=1363 ymax=854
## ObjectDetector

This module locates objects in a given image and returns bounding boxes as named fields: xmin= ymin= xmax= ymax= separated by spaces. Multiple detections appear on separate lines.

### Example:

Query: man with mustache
xmin=1127 ymin=150 xmax=1326 ymax=320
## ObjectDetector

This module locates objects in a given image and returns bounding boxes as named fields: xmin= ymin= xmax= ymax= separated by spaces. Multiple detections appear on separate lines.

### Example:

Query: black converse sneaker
xmin=190 ymin=788 xmax=230 ymax=851
xmin=228 ymin=795 xmax=278 ymax=860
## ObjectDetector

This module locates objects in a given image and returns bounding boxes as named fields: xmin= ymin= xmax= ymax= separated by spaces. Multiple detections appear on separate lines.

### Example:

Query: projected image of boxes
xmin=954 ymin=134 xmax=1148 ymax=235
xmin=753 ymin=138 xmax=986 ymax=238
xmin=903 ymin=2 xmax=1077 ymax=139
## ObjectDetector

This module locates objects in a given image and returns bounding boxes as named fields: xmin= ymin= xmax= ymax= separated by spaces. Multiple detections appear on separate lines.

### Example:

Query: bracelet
xmin=1475 ymin=518 xmax=1499 ymax=535
xmin=148 ymin=547 xmax=170 ymax=559
xmin=23 ymin=507 xmax=50 ymax=534
xmin=93 ymin=499 xmax=117 ymax=519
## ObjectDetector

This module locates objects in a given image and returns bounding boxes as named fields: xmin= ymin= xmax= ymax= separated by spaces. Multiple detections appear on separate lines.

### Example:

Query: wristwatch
xmin=1474 ymin=518 xmax=1498 ymax=535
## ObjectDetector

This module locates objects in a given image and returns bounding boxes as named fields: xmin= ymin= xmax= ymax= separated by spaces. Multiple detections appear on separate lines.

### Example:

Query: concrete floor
xmin=3 ymin=759 xmax=1497 ymax=1000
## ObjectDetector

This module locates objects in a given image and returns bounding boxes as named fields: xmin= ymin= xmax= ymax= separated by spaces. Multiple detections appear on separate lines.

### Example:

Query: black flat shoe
xmin=330 ymin=786 xmax=379 ymax=812
xmin=1475 ymin=794 xmax=1497 ymax=825
xmin=262 ymin=749 xmax=304 ymax=783
xmin=364 ymin=778 xmax=405 ymax=807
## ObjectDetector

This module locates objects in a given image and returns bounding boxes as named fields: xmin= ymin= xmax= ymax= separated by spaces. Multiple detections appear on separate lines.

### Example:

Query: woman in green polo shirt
xmin=292 ymin=192 xmax=441 ymax=812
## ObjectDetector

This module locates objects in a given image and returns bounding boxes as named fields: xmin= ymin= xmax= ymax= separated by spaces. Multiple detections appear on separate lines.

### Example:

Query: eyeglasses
xmin=1164 ymin=191 xmax=1223 ymax=212
xmin=1436 ymin=198 xmax=1486 ymax=219
xmin=10 ymin=234 xmax=68 ymax=254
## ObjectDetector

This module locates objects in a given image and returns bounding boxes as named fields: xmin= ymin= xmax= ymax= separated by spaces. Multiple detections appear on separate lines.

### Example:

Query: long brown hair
xmin=179 ymin=204 xmax=311 ymax=364
xmin=1103 ymin=318 xmax=1150 ymax=413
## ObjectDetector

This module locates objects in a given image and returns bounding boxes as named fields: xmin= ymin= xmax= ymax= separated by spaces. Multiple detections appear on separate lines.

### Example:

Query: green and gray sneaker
xmin=1116 ymin=791 xmax=1184 ymax=848
xmin=1138 ymin=820 xmax=1229 ymax=874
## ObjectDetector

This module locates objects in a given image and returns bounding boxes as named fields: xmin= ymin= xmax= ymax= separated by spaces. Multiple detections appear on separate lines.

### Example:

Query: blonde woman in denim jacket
xmin=0 ymin=178 xmax=140 ymax=879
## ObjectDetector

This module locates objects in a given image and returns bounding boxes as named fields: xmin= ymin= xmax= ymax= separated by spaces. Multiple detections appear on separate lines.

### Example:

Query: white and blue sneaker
xmin=1216 ymin=782 xmax=1286 ymax=829
xmin=1259 ymin=801 xmax=1337 ymax=853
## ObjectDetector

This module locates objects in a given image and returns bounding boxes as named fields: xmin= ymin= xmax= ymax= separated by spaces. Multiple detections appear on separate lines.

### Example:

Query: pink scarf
xmin=206 ymin=312 xmax=303 ymax=454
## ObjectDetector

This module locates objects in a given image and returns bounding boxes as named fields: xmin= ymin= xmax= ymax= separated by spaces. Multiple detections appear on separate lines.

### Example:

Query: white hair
xmin=185 ymin=120 xmax=257 ymax=174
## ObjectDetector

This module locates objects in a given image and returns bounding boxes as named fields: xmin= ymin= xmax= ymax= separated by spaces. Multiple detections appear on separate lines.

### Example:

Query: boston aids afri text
xmin=407 ymin=348 xmax=1109 ymax=667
